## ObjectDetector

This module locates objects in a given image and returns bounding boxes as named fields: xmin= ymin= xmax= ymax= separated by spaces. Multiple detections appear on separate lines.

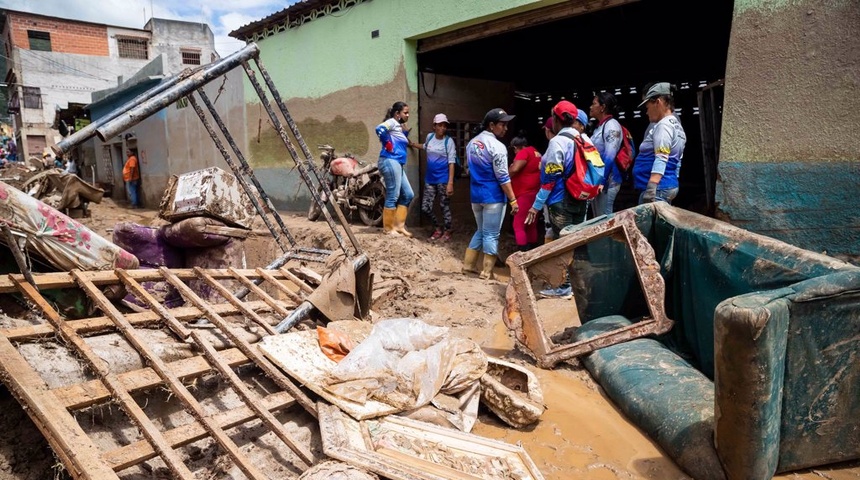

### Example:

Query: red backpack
xmin=604 ymin=122 xmax=636 ymax=173
xmin=559 ymin=132 xmax=605 ymax=201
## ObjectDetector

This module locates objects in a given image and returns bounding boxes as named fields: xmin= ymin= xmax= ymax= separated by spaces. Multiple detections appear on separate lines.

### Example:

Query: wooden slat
xmin=102 ymin=392 xmax=296 ymax=471
xmin=228 ymin=267 xmax=290 ymax=316
xmin=256 ymin=268 xmax=303 ymax=304
xmin=54 ymin=348 xmax=250 ymax=410
xmin=0 ymin=334 xmax=121 ymax=480
xmin=277 ymin=267 xmax=315 ymax=294
xmin=159 ymin=267 xmax=317 ymax=417
xmin=13 ymin=276 xmax=195 ymax=479
xmin=194 ymin=268 xmax=278 ymax=335
xmin=72 ymin=271 xmax=269 ymax=480
xmin=2 ymin=300 xmax=278 ymax=341
xmin=0 ymin=269 xmax=292 ymax=293
xmin=119 ymin=268 xmax=311 ymax=464
xmin=191 ymin=330 xmax=313 ymax=464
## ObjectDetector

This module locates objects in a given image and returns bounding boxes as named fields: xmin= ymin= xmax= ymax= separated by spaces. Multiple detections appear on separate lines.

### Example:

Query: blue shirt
xmin=533 ymin=127 xmax=577 ymax=209
xmin=375 ymin=118 xmax=410 ymax=165
xmin=633 ymin=115 xmax=686 ymax=190
xmin=424 ymin=134 xmax=457 ymax=185
xmin=592 ymin=117 xmax=622 ymax=185
xmin=466 ymin=130 xmax=511 ymax=204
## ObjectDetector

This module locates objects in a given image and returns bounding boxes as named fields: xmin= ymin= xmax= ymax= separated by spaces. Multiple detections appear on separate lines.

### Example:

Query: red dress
xmin=510 ymin=146 xmax=541 ymax=246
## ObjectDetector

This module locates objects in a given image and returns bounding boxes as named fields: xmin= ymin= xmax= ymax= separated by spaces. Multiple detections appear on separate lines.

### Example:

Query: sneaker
xmin=440 ymin=230 xmax=452 ymax=242
xmin=538 ymin=285 xmax=573 ymax=299
xmin=429 ymin=229 xmax=443 ymax=241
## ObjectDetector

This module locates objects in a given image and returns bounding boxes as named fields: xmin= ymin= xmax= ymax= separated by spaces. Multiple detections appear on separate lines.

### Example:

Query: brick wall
xmin=7 ymin=12 xmax=109 ymax=56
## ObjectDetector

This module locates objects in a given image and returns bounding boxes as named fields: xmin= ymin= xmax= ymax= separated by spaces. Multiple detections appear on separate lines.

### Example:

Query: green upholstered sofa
xmin=567 ymin=203 xmax=860 ymax=480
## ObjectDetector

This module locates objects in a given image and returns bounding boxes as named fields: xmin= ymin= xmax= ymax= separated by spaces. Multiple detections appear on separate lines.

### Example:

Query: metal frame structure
xmin=0 ymin=267 xmax=322 ymax=478
xmin=504 ymin=210 xmax=673 ymax=368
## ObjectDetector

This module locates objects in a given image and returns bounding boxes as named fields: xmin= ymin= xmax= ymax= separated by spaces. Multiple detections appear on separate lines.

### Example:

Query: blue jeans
xmin=638 ymin=187 xmax=679 ymax=205
xmin=468 ymin=202 xmax=506 ymax=256
xmin=592 ymin=178 xmax=621 ymax=216
xmin=125 ymin=180 xmax=141 ymax=207
xmin=378 ymin=157 xmax=414 ymax=208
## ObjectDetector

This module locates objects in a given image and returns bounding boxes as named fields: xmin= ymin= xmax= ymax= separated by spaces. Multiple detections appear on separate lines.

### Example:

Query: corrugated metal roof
xmin=228 ymin=0 xmax=348 ymax=41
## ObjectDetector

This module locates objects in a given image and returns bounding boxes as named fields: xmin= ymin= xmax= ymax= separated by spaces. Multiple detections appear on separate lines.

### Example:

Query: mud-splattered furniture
xmin=571 ymin=203 xmax=860 ymax=480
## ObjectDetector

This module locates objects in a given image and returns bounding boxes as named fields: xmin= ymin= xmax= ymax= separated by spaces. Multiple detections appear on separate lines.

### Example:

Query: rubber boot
xmin=394 ymin=205 xmax=413 ymax=238
xmin=462 ymin=248 xmax=480 ymax=274
xmin=382 ymin=208 xmax=401 ymax=236
xmin=479 ymin=254 xmax=497 ymax=280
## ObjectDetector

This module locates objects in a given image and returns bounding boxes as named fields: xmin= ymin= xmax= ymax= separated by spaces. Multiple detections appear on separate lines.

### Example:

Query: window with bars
xmin=23 ymin=87 xmax=42 ymax=109
xmin=117 ymin=37 xmax=149 ymax=60
xmin=27 ymin=30 xmax=51 ymax=52
xmin=181 ymin=49 xmax=201 ymax=65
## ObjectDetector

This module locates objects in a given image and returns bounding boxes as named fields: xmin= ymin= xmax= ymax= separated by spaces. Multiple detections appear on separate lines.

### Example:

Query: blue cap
xmin=576 ymin=109 xmax=589 ymax=127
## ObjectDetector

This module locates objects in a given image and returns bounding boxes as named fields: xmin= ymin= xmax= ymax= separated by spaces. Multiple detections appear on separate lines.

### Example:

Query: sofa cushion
xmin=575 ymin=315 xmax=725 ymax=480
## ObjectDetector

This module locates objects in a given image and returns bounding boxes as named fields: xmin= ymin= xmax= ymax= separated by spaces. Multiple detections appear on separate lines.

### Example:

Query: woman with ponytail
xmin=375 ymin=101 xmax=415 ymax=236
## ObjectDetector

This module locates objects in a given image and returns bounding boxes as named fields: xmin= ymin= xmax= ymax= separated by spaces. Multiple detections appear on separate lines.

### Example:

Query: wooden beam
xmin=2 ymin=301 xmax=277 ymax=342
xmin=256 ymin=268 xmax=304 ymax=304
xmin=195 ymin=267 xmax=279 ymax=335
xmin=0 ymin=269 xmax=292 ymax=293
xmin=13 ymin=276 xmax=196 ymax=479
xmin=0 ymin=335 xmax=121 ymax=480
xmin=54 ymin=348 xmax=250 ymax=410
xmin=228 ymin=267 xmax=291 ymax=317
xmin=417 ymin=0 xmax=638 ymax=53
xmin=102 ymin=392 xmax=296 ymax=471
xmin=72 ymin=271 xmax=270 ymax=480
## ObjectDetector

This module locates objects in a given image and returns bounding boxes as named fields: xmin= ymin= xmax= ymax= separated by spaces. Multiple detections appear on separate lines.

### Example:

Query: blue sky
xmin=0 ymin=0 xmax=294 ymax=55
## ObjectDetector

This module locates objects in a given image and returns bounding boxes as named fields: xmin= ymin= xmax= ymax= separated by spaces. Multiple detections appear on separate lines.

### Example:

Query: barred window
xmin=23 ymin=87 xmax=42 ymax=109
xmin=117 ymin=37 xmax=149 ymax=60
xmin=28 ymin=30 xmax=51 ymax=52
xmin=181 ymin=49 xmax=201 ymax=65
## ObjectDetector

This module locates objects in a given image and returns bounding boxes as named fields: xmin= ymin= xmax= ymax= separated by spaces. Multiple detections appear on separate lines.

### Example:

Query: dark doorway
xmin=417 ymin=0 xmax=734 ymax=215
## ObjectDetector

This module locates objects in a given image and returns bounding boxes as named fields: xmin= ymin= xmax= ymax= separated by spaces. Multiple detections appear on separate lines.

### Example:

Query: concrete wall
xmin=242 ymin=0 xmax=564 ymax=210
xmin=717 ymin=0 xmax=860 ymax=255
xmin=146 ymin=18 xmax=217 ymax=75
xmin=92 ymin=69 xmax=244 ymax=207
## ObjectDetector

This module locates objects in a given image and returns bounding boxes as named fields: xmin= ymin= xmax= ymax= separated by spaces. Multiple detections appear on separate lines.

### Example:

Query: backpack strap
xmin=424 ymin=132 xmax=434 ymax=149
xmin=557 ymin=131 xmax=579 ymax=175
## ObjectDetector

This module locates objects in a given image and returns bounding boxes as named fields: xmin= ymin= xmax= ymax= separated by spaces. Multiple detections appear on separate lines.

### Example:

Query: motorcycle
xmin=307 ymin=145 xmax=385 ymax=227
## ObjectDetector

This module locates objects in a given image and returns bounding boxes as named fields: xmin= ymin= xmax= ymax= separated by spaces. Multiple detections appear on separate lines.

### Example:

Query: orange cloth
xmin=123 ymin=155 xmax=140 ymax=182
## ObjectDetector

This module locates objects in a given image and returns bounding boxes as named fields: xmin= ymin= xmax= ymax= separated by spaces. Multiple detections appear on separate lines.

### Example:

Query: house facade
xmin=230 ymin=0 xmax=859 ymax=257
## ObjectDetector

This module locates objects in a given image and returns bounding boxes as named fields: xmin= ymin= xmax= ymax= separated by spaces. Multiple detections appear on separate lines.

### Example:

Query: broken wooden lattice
xmin=0 ymin=267 xmax=325 ymax=479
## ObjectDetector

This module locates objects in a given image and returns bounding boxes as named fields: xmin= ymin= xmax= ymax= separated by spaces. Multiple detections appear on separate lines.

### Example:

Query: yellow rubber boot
xmin=382 ymin=208 xmax=401 ymax=236
xmin=462 ymin=248 xmax=480 ymax=274
xmin=479 ymin=254 xmax=497 ymax=280
xmin=394 ymin=205 xmax=413 ymax=238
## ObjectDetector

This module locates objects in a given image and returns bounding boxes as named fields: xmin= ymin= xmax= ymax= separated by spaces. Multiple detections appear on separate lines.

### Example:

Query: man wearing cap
xmin=462 ymin=108 xmax=519 ymax=280
xmin=524 ymin=100 xmax=588 ymax=299
xmin=409 ymin=113 xmax=458 ymax=241
xmin=123 ymin=149 xmax=142 ymax=208
xmin=633 ymin=82 xmax=686 ymax=204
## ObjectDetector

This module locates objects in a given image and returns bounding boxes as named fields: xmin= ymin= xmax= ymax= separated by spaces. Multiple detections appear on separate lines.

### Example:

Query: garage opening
xmin=416 ymin=0 xmax=733 ymax=226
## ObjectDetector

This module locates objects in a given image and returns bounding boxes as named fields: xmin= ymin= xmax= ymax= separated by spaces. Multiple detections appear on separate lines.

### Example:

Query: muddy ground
xmin=1 ymin=197 xmax=859 ymax=479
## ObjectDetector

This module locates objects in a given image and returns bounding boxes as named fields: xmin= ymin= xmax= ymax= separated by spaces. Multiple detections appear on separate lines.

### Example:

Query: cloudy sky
xmin=0 ymin=0 xmax=294 ymax=56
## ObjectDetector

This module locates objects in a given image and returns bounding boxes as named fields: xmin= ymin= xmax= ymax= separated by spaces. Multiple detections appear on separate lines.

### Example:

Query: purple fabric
xmin=184 ymin=238 xmax=246 ymax=303
xmin=112 ymin=222 xmax=183 ymax=268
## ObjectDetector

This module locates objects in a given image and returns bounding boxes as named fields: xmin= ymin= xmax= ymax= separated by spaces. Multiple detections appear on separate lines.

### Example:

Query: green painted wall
xmin=242 ymin=0 xmax=563 ymax=213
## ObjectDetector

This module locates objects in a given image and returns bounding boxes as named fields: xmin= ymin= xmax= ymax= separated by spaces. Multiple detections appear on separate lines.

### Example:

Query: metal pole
xmin=274 ymin=254 xmax=369 ymax=333
xmin=95 ymin=44 xmax=260 ymax=142
xmin=232 ymin=251 xmax=294 ymax=300
xmin=52 ymin=72 xmax=188 ymax=156
xmin=186 ymin=94 xmax=292 ymax=253
xmin=252 ymin=58 xmax=364 ymax=257
xmin=240 ymin=61 xmax=353 ymax=257
xmin=195 ymin=89 xmax=298 ymax=252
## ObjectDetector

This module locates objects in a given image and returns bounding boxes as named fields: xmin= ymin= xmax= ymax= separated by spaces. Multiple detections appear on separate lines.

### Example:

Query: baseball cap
xmin=551 ymin=100 xmax=578 ymax=120
xmin=638 ymin=82 xmax=672 ymax=108
xmin=483 ymin=108 xmax=515 ymax=125
xmin=433 ymin=113 xmax=449 ymax=124
xmin=543 ymin=117 xmax=554 ymax=131
xmin=576 ymin=109 xmax=589 ymax=127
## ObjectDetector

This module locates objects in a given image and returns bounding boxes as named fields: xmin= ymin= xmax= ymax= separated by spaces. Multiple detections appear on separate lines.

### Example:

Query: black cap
xmin=483 ymin=108 xmax=516 ymax=125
